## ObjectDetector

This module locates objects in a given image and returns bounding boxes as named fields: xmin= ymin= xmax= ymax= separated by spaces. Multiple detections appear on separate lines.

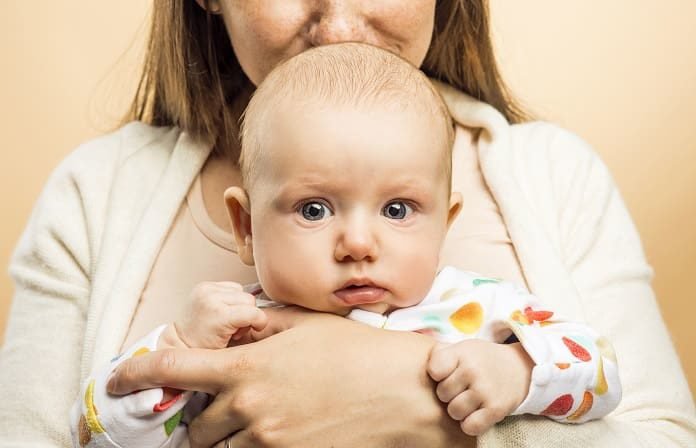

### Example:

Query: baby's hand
xmin=167 ymin=281 xmax=268 ymax=350
xmin=427 ymin=339 xmax=534 ymax=436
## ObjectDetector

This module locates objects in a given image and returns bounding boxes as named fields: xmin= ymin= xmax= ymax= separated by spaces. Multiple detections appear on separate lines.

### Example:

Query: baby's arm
xmin=70 ymin=282 xmax=267 ymax=448
xmin=425 ymin=269 xmax=621 ymax=435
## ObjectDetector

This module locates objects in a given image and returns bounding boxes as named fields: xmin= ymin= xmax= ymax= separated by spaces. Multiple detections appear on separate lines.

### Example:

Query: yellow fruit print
xmin=510 ymin=309 xmax=531 ymax=325
xmin=449 ymin=302 xmax=483 ymax=334
xmin=595 ymin=357 xmax=608 ymax=395
xmin=84 ymin=380 xmax=106 ymax=435
xmin=132 ymin=347 xmax=151 ymax=357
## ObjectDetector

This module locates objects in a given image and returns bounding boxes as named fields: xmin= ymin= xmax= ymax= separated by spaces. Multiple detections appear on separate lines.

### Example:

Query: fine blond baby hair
xmin=239 ymin=42 xmax=454 ymax=190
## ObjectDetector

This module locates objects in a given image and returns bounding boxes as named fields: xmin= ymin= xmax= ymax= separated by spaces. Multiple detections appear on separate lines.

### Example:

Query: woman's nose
xmin=308 ymin=1 xmax=368 ymax=46
xmin=334 ymin=221 xmax=378 ymax=263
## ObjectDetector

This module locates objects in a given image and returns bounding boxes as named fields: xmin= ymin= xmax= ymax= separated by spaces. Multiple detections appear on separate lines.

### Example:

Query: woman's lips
xmin=334 ymin=286 xmax=386 ymax=305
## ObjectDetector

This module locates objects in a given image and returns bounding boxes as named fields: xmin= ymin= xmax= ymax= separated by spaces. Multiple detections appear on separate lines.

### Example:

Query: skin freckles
xmin=214 ymin=0 xmax=436 ymax=85
xmin=226 ymin=101 xmax=461 ymax=316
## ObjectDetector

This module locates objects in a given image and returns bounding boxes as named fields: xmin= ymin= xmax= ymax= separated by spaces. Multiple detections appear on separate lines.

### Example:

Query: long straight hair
xmin=125 ymin=0 xmax=528 ymax=157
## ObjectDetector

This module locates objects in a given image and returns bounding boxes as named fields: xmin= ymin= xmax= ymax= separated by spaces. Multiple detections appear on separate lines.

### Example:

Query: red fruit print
xmin=153 ymin=389 xmax=183 ymax=412
xmin=523 ymin=306 xmax=554 ymax=322
xmin=563 ymin=336 xmax=592 ymax=362
xmin=541 ymin=394 xmax=574 ymax=416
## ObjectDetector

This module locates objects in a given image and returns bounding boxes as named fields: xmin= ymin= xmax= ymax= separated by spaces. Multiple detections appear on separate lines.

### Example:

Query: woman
xmin=1 ymin=1 xmax=694 ymax=447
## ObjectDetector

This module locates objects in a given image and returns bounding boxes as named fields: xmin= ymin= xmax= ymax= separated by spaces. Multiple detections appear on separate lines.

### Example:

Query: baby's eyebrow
xmin=275 ymin=176 xmax=349 ymax=194
xmin=270 ymin=174 xmax=439 ymax=203
xmin=270 ymin=181 xmax=336 ymax=203
xmin=378 ymin=178 xmax=434 ymax=195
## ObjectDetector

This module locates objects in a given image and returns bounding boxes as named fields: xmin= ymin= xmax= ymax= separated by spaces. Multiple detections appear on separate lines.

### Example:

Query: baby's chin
xmin=353 ymin=302 xmax=392 ymax=315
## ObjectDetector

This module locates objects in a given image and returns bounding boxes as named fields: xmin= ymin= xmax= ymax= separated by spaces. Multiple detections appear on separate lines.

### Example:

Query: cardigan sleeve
xmin=0 ymin=144 xmax=112 ymax=447
xmin=482 ymin=124 xmax=696 ymax=447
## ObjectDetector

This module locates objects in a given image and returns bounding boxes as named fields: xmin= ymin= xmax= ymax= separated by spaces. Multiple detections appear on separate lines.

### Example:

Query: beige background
xmin=1 ymin=2 xmax=694 ymax=398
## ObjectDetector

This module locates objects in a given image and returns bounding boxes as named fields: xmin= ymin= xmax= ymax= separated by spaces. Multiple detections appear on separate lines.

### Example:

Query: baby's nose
xmin=334 ymin=221 xmax=378 ymax=262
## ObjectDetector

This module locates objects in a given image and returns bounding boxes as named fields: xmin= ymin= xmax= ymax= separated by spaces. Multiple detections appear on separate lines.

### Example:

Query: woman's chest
xmin=440 ymin=126 xmax=528 ymax=289
xmin=121 ymin=198 xmax=257 ymax=348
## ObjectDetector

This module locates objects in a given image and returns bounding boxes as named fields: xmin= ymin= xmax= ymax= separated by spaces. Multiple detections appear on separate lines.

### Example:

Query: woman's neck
xmin=200 ymin=154 xmax=242 ymax=233
xmin=200 ymin=82 xmax=254 ymax=232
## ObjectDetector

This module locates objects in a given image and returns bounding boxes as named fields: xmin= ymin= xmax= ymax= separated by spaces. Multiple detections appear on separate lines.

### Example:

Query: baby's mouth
xmin=334 ymin=282 xmax=386 ymax=305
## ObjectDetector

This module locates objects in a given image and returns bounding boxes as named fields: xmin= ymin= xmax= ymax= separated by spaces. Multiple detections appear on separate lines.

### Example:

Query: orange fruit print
xmin=568 ymin=391 xmax=594 ymax=421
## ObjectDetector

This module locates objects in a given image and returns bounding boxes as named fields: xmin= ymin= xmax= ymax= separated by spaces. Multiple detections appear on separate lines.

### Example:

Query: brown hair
xmin=125 ymin=0 xmax=528 ymax=158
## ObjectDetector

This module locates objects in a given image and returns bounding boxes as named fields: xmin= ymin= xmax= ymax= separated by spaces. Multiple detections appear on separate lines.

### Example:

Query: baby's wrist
xmin=507 ymin=342 xmax=535 ymax=405
xmin=157 ymin=323 xmax=191 ymax=350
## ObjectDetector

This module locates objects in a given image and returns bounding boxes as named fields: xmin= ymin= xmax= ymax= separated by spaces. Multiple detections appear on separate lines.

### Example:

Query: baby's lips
xmin=334 ymin=286 xmax=386 ymax=305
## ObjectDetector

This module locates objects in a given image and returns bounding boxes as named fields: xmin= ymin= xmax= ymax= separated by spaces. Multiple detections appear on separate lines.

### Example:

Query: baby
xmin=71 ymin=43 xmax=620 ymax=447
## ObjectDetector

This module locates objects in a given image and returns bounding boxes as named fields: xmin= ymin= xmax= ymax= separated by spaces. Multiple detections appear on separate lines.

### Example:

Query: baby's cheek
xmin=256 ymin=262 xmax=310 ymax=305
xmin=393 ymin=250 xmax=439 ymax=305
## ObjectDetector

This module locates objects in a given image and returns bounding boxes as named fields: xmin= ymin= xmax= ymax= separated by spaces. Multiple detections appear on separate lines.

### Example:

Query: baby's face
xmin=232 ymin=100 xmax=460 ymax=315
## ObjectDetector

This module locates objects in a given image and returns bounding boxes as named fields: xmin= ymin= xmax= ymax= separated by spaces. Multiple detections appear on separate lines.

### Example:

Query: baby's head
xmin=226 ymin=43 xmax=462 ymax=315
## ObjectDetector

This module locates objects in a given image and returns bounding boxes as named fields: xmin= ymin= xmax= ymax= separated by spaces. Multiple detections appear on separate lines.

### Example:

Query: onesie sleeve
xmin=497 ymin=287 xmax=621 ymax=423
xmin=420 ymin=267 xmax=621 ymax=423
xmin=69 ymin=325 xmax=191 ymax=448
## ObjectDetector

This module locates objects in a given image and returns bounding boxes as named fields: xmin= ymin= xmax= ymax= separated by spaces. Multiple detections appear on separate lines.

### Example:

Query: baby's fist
xmin=176 ymin=281 xmax=267 ymax=349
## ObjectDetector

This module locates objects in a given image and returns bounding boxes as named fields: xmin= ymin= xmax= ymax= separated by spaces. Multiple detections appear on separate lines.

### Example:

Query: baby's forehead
xmin=240 ymin=43 xmax=453 ymax=189
xmin=249 ymin=99 xmax=448 ymax=188
xmin=262 ymin=95 xmax=446 ymax=152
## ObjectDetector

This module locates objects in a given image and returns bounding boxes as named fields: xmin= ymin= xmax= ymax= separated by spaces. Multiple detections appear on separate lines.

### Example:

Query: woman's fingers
xmin=170 ymin=315 xmax=467 ymax=447
xmin=106 ymin=347 xmax=243 ymax=395
xmin=188 ymin=392 xmax=249 ymax=448
xmin=224 ymin=430 xmax=261 ymax=448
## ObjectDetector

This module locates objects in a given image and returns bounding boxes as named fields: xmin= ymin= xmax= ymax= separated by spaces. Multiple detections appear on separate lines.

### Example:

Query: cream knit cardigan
xmin=1 ymin=86 xmax=694 ymax=447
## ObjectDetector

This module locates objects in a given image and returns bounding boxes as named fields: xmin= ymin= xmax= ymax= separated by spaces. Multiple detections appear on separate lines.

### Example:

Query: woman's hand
xmin=107 ymin=308 xmax=474 ymax=448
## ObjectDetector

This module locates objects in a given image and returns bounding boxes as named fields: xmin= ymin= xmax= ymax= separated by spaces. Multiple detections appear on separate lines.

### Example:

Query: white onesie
xmin=70 ymin=267 xmax=621 ymax=447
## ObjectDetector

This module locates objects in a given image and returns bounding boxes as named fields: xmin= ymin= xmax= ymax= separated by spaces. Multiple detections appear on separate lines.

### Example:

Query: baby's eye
xmin=299 ymin=201 xmax=332 ymax=221
xmin=382 ymin=201 xmax=413 ymax=220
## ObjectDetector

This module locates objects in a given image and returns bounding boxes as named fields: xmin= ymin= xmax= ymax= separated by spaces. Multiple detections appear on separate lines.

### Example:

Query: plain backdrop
xmin=1 ymin=2 xmax=694 ymax=398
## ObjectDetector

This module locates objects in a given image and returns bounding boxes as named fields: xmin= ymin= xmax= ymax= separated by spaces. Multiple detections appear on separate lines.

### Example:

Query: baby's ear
xmin=224 ymin=186 xmax=255 ymax=266
xmin=446 ymin=191 xmax=463 ymax=229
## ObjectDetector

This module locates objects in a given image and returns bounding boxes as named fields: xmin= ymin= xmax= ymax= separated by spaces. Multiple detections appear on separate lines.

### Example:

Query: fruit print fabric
xmin=449 ymin=301 xmax=484 ymax=334
xmin=70 ymin=325 xmax=190 ymax=448
xmin=347 ymin=266 xmax=621 ymax=423
xmin=71 ymin=266 xmax=622 ymax=447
